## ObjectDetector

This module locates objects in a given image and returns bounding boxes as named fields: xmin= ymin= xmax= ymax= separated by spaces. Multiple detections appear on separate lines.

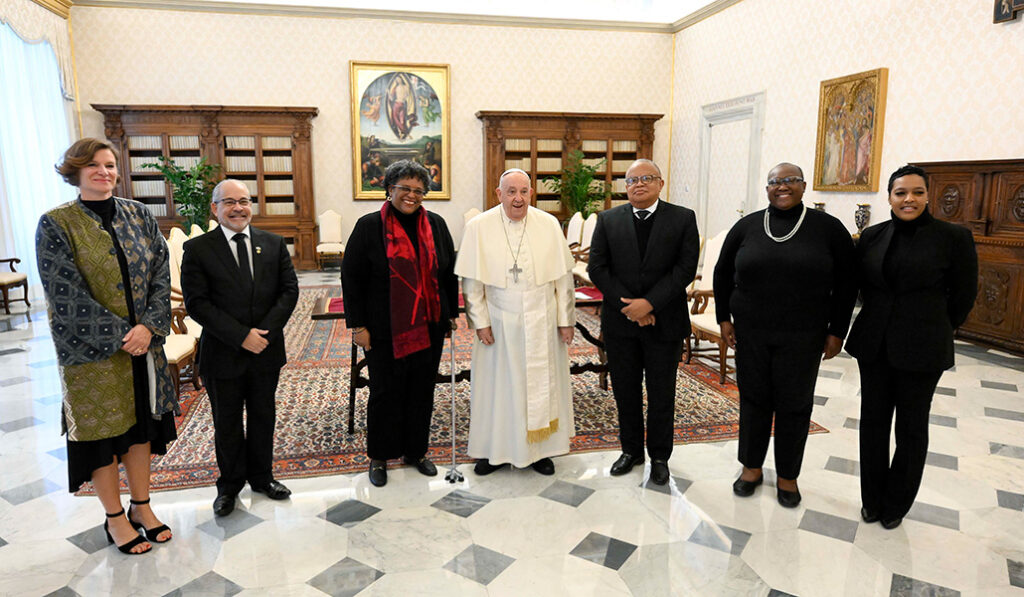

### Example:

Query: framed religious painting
xmin=812 ymin=68 xmax=888 ymax=192
xmin=993 ymin=0 xmax=1018 ymax=23
xmin=350 ymin=61 xmax=451 ymax=200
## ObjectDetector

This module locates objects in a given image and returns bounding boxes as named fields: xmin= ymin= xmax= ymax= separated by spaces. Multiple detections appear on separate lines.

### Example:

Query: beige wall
xmin=669 ymin=0 xmax=1024 ymax=233
xmin=70 ymin=7 xmax=672 ymax=243
xmin=70 ymin=1 xmax=1024 ymax=242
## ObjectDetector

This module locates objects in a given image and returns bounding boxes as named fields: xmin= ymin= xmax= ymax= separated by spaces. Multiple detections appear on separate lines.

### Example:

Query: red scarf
xmin=381 ymin=200 xmax=441 ymax=358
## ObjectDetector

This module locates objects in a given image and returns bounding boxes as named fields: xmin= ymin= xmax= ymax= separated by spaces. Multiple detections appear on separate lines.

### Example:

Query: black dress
xmin=66 ymin=198 xmax=177 ymax=491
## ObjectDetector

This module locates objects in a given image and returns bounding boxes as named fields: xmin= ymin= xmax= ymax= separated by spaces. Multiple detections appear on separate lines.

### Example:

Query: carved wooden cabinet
xmin=913 ymin=159 xmax=1024 ymax=353
xmin=93 ymin=104 xmax=319 ymax=270
xmin=476 ymin=111 xmax=663 ymax=218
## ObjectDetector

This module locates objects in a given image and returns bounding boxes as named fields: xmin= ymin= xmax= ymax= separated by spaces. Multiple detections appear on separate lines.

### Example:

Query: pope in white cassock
xmin=455 ymin=169 xmax=577 ymax=476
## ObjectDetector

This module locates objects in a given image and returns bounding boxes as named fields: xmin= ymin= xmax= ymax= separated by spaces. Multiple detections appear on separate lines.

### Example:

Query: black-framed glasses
xmin=391 ymin=184 xmax=427 ymax=198
xmin=215 ymin=198 xmax=252 ymax=207
xmin=624 ymin=174 xmax=661 ymax=187
xmin=767 ymin=176 xmax=804 ymax=187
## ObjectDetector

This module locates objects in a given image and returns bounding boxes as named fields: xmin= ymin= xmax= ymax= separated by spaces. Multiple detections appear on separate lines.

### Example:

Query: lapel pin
xmin=255 ymin=246 xmax=262 ymax=255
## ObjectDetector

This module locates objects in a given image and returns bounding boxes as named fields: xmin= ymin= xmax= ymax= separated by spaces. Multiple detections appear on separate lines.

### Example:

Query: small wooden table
xmin=311 ymin=294 xmax=607 ymax=433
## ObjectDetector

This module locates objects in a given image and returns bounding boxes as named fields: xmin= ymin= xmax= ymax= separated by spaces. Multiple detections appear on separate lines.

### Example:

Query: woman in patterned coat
xmin=36 ymin=138 xmax=178 ymax=554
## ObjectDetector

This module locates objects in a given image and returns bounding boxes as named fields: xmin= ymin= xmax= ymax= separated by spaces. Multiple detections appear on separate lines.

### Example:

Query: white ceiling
xmin=172 ymin=0 xmax=726 ymax=25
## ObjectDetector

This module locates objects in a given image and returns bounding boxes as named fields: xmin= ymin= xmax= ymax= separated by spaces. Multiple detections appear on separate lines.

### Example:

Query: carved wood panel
xmin=990 ymin=172 xmax=1024 ymax=237
xmin=914 ymin=159 xmax=1024 ymax=354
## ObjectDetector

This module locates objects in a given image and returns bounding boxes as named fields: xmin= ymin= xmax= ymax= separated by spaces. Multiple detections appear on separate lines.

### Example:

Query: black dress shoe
xmin=777 ymin=487 xmax=802 ymax=508
xmin=881 ymin=517 xmax=903 ymax=530
xmin=609 ymin=453 xmax=644 ymax=476
xmin=649 ymin=459 xmax=670 ymax=485
xmin=473 ymin=459 xmax=506 ymax=475
xmin=368 ymin=460 xmax=387 ymax=487
xmin=213 ymin=494 xmax=236 ymax=517
xmin=861 ymin=507 xmax=880 ymax=523
xmin=531 ymin=458 xmax=555 ymax=476
xmin=732 ymin=475 xmax=763 ymax=497
xmin=403 ymin=456 xmax=438 ymax=477
xmin=252 ymin=480 xmax=292 ymax=500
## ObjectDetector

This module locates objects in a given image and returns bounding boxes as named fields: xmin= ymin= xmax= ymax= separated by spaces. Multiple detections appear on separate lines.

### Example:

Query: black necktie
xmin=635 ymin=210 xmax=650 ymax=221
xmin=233 ymin=233 xmax=253 ymax=285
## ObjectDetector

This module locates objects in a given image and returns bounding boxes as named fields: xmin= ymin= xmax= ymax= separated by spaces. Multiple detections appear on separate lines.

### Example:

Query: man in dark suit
xmin=181 ymin=179 xmax=299 ymax=516
xmin=588 ymin=159 xmax=699 ymax=485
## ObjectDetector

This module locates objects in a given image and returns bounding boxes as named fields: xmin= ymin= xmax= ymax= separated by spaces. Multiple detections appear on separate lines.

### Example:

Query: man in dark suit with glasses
xmin=181 ymin=179 xmax=299 ymax=516
xmin=588 ymin=159 xmax=699 ymax=485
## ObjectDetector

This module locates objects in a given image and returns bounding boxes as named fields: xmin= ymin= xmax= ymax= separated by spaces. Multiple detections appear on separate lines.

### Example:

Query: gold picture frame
xmin=813 ymin=68 xmax=888 ymax=192
xmin=350 ymin=61 xmax=451 ymax=200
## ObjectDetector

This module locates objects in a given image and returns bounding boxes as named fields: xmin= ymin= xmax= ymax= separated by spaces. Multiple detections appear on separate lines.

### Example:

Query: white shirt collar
xmin=220 ymin=224 xmax=251 ymax=243
xmin=632 ymin=199 xmax=660 ymax=216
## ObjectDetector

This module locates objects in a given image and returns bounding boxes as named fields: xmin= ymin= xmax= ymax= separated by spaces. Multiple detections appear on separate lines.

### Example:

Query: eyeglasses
xmin=215 ymin=198 xmax=252 ymax=207
xmin=391 ymin=184 xmax=426 ymax=198
xmin=624 ymin=174 xmax=661 ymax=187
xmin=767 ymin=176 xmax=804 ymax=187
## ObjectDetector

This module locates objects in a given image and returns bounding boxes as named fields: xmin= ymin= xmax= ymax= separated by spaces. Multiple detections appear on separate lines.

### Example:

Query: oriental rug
xmin=81 ymin=286 xmax=827 ymax=493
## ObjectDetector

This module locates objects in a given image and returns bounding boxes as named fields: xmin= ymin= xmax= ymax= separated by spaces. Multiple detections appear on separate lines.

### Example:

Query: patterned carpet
xmin=92 ymin=287 xmax=827 ymax=492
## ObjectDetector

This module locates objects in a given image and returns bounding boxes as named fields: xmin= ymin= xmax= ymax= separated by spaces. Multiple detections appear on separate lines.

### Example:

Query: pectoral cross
xmin=509 ymin=262 xmax=522 ymax=283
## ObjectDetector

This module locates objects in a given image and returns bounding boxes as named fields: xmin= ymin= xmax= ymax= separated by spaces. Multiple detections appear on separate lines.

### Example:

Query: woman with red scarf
xmin=342 ymin=160 xmax=459 ymax=487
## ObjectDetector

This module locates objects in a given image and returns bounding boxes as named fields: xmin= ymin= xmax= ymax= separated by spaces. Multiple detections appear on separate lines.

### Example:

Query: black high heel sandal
xmin=128 ymin=498 xmax=172 ymax=543
xmin=104 ymin=509 xmax=151 ymax=554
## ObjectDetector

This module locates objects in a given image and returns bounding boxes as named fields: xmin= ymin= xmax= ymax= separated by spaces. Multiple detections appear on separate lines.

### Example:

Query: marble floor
xmin=1 ymin=271 xmax=1023 ymax=596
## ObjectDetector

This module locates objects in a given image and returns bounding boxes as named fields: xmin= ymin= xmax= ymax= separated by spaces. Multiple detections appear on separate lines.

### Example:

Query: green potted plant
xmin=142 ymin=156 xmax=222 ymax=232
xmin=546 ymin=149 xmax=610 ymax=220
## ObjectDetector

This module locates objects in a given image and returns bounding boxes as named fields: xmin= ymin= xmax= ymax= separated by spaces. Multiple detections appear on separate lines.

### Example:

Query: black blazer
xmin=181 ymin=227 xmax=299 ymax=377
xmin=588 ymin=201 xmax=700 ymax=341
xmin=845 ymin=213 xmax=978 ymax=372
xmin=340 ymin=209 xmax=458 ymax=350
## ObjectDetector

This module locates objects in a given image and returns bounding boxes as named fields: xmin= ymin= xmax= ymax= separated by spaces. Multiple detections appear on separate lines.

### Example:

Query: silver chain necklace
xmin=501 ymin=214 xmax=527 ymax=283
xmin=763 ymin=203 xmax=807 ymax=243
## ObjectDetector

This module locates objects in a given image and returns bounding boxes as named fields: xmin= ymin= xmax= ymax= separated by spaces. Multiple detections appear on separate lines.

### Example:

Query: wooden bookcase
xmin=92 ymin=104 xmax=319 ymax=270
xmin=476 ymin=111 xmax=663 ymax=218
xmin=912 ymin=159 xmax=1024 ymax=354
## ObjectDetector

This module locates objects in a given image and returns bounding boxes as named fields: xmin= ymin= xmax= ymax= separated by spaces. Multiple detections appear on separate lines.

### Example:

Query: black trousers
xmin=604 ymin=331 xmax=683 ymax=460
xmin=858 ymin=355 xmax=942 ymax=519
xmin=364 ymin=325 xmax=445 ymax=461
xmin=205 ymin=366 xmax=282 ymax=495
xmin=735 ymin=328 xmax=824 ymax=479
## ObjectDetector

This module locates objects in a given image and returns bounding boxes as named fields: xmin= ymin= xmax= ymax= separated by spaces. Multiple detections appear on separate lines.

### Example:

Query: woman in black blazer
xmin=341 ymin=160 xmax=459 ymax=487
xmin=846 ymin=165 xmax=978 ymax=529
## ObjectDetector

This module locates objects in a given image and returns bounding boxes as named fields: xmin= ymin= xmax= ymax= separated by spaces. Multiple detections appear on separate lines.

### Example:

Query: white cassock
xmin=455 ymin=205 xmax=576 ymax=467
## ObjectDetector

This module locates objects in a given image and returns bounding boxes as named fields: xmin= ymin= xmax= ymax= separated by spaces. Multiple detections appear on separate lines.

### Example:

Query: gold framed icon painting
xmin=350 ymin=61 xmax=451 ymax=200
xmin=813 ymin=68 xmax=888 ymax=192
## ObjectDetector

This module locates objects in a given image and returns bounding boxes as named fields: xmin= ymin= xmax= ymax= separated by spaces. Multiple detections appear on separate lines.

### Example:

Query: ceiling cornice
xmin=32 ymin=0 xmax=74 ymax=19
xmin=71 ymin=0 xmax=745 ymax=33
xmin=670 ymin=0 xmax=744 ymax=32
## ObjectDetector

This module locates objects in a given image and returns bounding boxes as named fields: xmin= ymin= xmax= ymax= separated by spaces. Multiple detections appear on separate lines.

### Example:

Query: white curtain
xmin=0 ymin=22 xmax=75 ymax=297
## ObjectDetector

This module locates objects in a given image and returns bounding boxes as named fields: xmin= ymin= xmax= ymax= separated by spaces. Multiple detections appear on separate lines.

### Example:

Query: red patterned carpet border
xmin=79 ymin=286 xmax=827 ymax=494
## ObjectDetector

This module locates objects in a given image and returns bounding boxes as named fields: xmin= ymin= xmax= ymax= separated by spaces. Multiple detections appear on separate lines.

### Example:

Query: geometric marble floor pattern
xmin=2 ymin=277 xmax=1024 ymax=596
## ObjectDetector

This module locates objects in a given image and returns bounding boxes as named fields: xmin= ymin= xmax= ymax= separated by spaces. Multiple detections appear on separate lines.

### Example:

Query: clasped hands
xmin=242 ymin=328 xmax=270 ymax=353
xmin=621 ymin=297 xmax=655 ymax=327
xmin=121 ymin=324 xmax=152 ymax=356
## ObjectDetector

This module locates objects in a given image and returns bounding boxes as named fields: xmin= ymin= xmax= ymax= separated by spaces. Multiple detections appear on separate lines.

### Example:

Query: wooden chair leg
xmin=1 ymin=286 xmax=10 ymax=315
xmin=684 ymin=335 xmax=693 ymax=364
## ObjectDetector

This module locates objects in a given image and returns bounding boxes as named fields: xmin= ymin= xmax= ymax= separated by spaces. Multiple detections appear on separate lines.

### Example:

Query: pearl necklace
xmin=763 ymin=203 xmax=807 ymax=243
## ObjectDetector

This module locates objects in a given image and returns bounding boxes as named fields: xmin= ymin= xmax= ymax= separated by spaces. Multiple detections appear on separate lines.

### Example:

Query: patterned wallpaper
xmin=69 ymin=7 xmax=672 ymax=241
xmin=669 ymin=0 xmax=1024 ymax=233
